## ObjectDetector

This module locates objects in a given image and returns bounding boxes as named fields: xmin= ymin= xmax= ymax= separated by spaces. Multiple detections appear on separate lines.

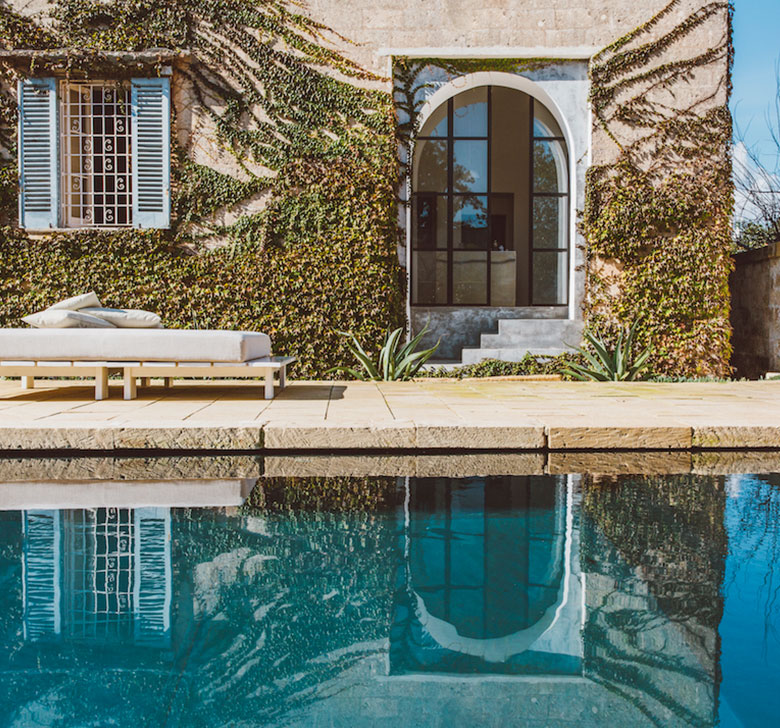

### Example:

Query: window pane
xmin=490 ymin=194 xmax=514 ymax=251
xmin=453 ymin=196 xmax=488 ymax=249
xmin=453 ymin=251 xmax=488 ymax=305
xmin=420 ymin=102 xmax=447 ymax=137
xmin=60 ymin=81 xmax=132 ymax=228
xmin=413 ymin=251 xmax=448 ymax=305
xmin=532 ymin=251 xmax=567 ymax=305
xmin=453 ymin=86 xmax=488 ymax=137
xmin=491 ymin=251 xmax=516 ymax=306
xmin=533 ymin=140 xmax=568 ymax=194
xmin=453 ymin=140 xmax=487 ymax=192
xmin=532 ymin=196 xmax=567 ymax=249
xmin=533 ymin=102 xmax=563 ymax=138
xmin=414 ymin=139 xmax=448 ymax=192
xmin=413 ymin=194 xmax=448 ymax=250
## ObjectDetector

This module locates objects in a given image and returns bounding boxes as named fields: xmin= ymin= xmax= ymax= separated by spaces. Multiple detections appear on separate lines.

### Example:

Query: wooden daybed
xmin=0 ymin=329 xmax=295 ymax=400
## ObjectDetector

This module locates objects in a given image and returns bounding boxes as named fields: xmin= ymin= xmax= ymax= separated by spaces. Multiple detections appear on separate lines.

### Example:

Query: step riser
xmin=480 ymin=321 xmax=582 ymax=348
xmin=480 ymin=334 xmax=576 ymax=347
xmin=460 ymin=347 xmax=573 ymax=364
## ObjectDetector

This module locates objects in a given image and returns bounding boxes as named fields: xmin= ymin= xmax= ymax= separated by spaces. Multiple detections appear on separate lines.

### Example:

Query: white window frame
xmin=59 ymin=80 xmax=134 ymax=229
xmin=18 ymin=75 xmax=171 ymax=231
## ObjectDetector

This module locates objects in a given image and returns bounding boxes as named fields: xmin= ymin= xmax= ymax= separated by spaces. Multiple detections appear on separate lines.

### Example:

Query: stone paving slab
xmin=2 ymin=378 xmax=780 ymax=452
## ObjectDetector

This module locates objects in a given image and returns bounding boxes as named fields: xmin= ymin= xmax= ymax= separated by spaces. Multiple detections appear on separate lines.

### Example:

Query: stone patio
xmin=1 ymin=378 xmax=780 ymax=451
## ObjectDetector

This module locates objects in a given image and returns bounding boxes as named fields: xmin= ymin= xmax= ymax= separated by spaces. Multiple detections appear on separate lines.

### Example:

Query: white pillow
xmin=48 ymin=291 xmax=102 ymax=311
xmin=80 ymin=307 xmax=162 ymax=328
xmin=22 ymin=310 xmax=116 ymax=329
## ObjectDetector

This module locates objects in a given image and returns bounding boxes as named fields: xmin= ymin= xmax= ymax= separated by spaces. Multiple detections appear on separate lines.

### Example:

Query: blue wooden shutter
xmin=131 ymin=78 xmax=171 ymax=228
xmin=18 ymin=78 xmax=58 ymax=229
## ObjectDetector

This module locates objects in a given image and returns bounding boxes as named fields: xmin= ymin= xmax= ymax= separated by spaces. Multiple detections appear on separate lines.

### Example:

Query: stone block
xmin=415 ymin=424 xmax=545 ymax=449
xmin=263 ymin=422 xmax=416 ymax=450
xmin=113 ymin=426 xmax=262 ymax=450
xmin=0 ymin=426 xmax=115 ymax=451
xmin=547 ymin=426 xmax=692 ymax=450
xmin=692 ymin=426 xmax=780 ymax=449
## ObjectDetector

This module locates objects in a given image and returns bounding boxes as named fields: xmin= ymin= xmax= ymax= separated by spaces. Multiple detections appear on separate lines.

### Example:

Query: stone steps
xmin=458 ymin=318 xmax=582 ymax=364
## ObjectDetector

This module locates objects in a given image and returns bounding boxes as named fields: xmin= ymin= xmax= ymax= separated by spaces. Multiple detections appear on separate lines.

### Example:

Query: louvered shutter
xmin=22 ymin=510 xmax=62 ymax=640
xmin=133 ymin=507 xmax=172 ymax=645
xmin=131 ymin=78 xmax=171 ymax=228
xmin=18 ymin=78 xmax=58 ymax=229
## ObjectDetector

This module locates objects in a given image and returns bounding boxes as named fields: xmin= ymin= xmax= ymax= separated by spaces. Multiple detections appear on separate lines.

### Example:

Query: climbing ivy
xmin=0 ymin=0 xmax=404 ymax=378
xmin=583 ymin=0 xmax=734 ymax=377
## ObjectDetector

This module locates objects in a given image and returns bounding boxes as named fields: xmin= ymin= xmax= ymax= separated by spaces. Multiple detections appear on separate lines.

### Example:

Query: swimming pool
xmin=0 ymin=463 xmax=777 ymax=727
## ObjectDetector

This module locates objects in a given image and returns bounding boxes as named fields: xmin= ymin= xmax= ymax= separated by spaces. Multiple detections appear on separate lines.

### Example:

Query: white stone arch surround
xmin=406 ymin=67 xmax=590 ymax=333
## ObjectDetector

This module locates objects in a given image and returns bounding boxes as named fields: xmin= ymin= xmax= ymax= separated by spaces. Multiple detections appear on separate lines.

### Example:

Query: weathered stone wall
xmin=3 ymin=0 xmax=731 ymax=191
xmin=731 ymin=245 xmax=780 ymax=378
xmin=305 ymin=0 xmax=716 ymax=79
xmin=2 ymin=0 xmax=732 ymax=366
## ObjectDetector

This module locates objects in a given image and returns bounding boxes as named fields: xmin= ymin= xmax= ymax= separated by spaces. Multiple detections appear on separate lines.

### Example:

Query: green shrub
xmin=563 ymin=324 xmax=652 ymax=381
xmin=422 ymin=353 xmax=577 ymax=379
xmin=328 ymin=325 xmax=439 ymax=381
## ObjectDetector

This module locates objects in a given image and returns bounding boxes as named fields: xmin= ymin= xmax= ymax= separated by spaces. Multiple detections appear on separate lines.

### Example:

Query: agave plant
xmin=563 ymin=323 xmax=652 ymax=381
xmin=328 ymin=325 xmax=440 ymax=381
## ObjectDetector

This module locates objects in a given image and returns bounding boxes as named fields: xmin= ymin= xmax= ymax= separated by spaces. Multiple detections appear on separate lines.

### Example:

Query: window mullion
xmin=447 ymin=98 xmax=453 ymax=307
xmin=486 ymin=85 xmax=492 ymax=308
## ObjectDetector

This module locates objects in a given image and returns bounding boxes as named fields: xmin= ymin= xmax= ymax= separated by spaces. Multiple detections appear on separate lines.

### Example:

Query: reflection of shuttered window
xmin=22 ymin=507 xmax=171 ymax=648
xmin=18 ymin=77 xmax=170 ymax=230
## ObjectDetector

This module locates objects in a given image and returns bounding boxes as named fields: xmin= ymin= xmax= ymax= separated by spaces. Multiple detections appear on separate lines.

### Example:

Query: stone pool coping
xmin=1 ymin=379 xmax=780 ymax=452
xmin=2 ymin=450 xmax=780 ymax=482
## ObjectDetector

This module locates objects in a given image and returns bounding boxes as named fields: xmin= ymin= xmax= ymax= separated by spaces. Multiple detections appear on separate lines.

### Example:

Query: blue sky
xmin=732 ymin=0 xmax=780 ymax=161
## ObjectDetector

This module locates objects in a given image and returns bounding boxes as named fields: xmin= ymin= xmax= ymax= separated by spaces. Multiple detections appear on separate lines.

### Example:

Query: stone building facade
xmin=308 ymin=0 xmax=732 ymax=361
xmin=1 ymin=0 xmax=731 ymax=365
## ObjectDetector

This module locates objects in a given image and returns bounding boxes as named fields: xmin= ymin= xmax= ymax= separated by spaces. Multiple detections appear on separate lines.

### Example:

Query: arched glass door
xmin=412 ymin=86 xmax=569 ymax=307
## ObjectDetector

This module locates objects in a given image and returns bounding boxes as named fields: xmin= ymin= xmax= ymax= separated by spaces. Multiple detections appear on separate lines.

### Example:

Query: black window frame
xmin=410 ymin=87 xmax=570 ymax=308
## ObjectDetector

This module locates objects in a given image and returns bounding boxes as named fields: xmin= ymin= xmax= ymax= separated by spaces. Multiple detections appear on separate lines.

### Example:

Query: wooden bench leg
xmin=263 ymin=371 xmax=274 ymax=400
xmin=95 ymin=367 xmax=109 ymax=401
xmin=163 ymin=377 xmax=172 ymax=389
xmin=139 ymin=377 xmax=151 ymax=387
xmin=279 ymin=365 xmax=287 ymax=390
xmin=123 ymin=369 xmax=137 ymax=401
xmin=21 ymin=376 xmax=34 ymax=390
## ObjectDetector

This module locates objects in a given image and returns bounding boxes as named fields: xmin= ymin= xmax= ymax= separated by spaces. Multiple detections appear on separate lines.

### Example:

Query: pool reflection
xmin=0 ymin=470 xmax=753 ymax=727
xmin=392 ymin=476 xmax=582 ymax=675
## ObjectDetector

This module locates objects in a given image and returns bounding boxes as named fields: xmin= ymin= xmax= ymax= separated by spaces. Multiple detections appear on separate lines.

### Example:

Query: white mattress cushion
xmin=80 ymin=307 xmax=162 ymax=329
xmin=22 ymin=310 xmax=116 ymax=329
xmin=0 ymin=329 xmax=271 ymax=362
xmin=47 ymin=292 xmax=102 ymax=311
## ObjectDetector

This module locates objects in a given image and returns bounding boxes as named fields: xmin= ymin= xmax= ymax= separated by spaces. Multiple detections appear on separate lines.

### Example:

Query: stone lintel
xmin=0 ymin=47 xmax=191 ymax=75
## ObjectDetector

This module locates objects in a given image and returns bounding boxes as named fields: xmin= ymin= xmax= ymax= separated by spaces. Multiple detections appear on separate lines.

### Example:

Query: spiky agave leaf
xmin=562 ymin=323 xmax=652 ymax=382
xmin=331 ymin=325 xmax=440 ymax=381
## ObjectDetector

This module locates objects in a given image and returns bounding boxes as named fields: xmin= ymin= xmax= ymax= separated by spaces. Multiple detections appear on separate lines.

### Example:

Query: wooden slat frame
xmin=0 ymin=356 xmax=295 ymax=401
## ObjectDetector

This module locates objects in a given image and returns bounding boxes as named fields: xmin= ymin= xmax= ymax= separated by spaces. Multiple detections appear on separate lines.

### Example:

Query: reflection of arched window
xmin=412 ymin=86 xmax=569 ymax=307
xmin=391 ymin=476 xmax=578 ymax=675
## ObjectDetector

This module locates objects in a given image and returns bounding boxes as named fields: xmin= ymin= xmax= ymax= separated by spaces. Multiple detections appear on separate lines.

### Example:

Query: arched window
xmin=412 ymin=86 xmax=569 ymax=307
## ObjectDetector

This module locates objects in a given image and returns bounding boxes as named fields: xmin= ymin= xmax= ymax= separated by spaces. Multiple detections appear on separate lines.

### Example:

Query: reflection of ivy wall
xmin=582 ymin=473 xmax=726 ymax=727
xmin=0 ymin=0 xmax=404 ymax=378
xmin=583 ymin=0 xmax=734 ymax=377
xmin=0 ymin=500 xmax=399 ymax=724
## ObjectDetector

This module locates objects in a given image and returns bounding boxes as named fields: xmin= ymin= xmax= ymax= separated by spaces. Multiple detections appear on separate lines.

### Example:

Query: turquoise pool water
xmin=0 ymin=470 xmax=777 ymax=727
